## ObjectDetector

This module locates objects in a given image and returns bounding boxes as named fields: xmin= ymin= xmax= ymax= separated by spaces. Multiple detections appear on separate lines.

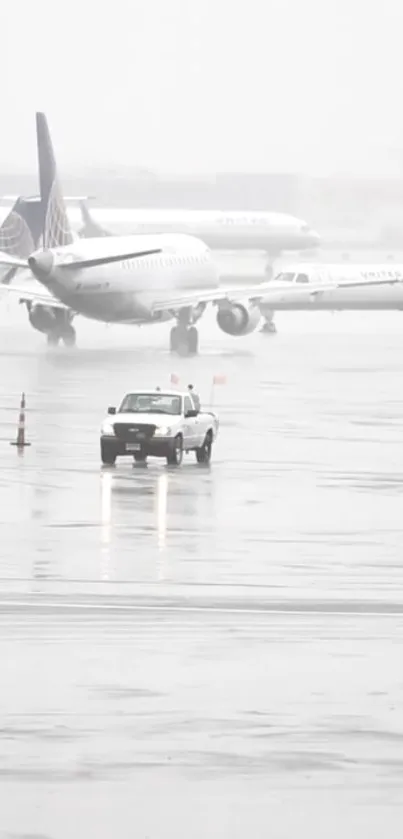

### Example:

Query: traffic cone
xmin=10 ymin=392 xmax=31 ymax=448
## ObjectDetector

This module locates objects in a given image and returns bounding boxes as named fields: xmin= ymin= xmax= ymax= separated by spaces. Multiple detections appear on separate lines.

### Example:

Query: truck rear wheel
xmin=166 ymin=435 xmax=183 ymax=466
xmin=196 ymin=432 xmax=212 ymax=464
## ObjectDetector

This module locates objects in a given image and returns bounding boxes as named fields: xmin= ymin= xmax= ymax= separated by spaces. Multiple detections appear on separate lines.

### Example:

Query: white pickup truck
xmin=100 ymin=389 xmax=219 ymax=466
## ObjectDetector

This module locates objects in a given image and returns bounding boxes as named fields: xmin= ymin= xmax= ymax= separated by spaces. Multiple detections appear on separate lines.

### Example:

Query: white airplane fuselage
xmin=259 ymin=264 xmax=403 ymax=312
xmin=28 ymin=233 xmax=219 ymax=324
xmin=63 ymin=207 xmax=320 ymax=253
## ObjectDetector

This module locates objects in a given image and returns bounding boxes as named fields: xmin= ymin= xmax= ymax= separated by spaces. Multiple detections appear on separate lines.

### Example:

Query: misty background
xmin=3 ymin=0 xmax=403 ymax=244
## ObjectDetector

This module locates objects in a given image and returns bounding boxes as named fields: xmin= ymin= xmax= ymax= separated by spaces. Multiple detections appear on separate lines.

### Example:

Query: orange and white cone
xmin=10 ymin=392 xmax=31 ymax=448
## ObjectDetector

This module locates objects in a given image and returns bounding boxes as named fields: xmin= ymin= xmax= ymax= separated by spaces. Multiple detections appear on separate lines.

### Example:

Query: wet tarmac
xmin=1 ymin=299 xmax=403 ymax=837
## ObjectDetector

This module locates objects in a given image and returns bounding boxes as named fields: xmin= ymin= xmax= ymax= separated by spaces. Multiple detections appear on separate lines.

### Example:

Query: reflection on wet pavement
xmin=1 ymin=313 xmax=403 ymax=837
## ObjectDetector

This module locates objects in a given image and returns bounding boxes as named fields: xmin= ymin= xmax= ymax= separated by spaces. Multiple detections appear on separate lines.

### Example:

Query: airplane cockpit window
xmin=295 ymin=273 xmax=309 ymax=284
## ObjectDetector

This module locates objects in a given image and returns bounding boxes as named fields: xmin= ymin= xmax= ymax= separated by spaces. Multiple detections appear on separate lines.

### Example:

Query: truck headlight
xmin=154 ymin=426 xmax=171 ymax=436
xmin=101 ymin=420 xmax=115 ymax=436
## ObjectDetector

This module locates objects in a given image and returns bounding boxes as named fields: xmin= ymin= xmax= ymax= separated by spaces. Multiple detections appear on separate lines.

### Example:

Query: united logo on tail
xmin=0 ymin=196 xmax=45 ymax=284
xmin=0 ymin=197 xmax=43 ymax=257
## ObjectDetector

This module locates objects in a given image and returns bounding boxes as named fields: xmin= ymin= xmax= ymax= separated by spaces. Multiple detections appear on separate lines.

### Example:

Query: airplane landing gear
xmin=260 ymin=309 xmax=277 ymax=334
xmin=26 ymin=301 xmax=77 ymax=348
xmin=46 ymin=325 xmax=77 ymax=347
xmin=170 ymin=305 xmax=204 ymax=355
xmin=260 ymin=320 xmax=277 ymax=334
xmin=170 ymin=324 xmax=199 ymax=355
xmin=62 ymin=324 xmax=77 ymax=347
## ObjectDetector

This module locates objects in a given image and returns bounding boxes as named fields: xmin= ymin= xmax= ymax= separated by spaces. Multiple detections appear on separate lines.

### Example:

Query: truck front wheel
xmin=166 ymin=435 xmax=183 ymax=466
xmin=101 ymin=440 xmax=116 ymax=465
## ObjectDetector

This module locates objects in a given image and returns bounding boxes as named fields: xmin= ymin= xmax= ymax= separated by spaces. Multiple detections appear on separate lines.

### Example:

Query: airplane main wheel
xmin=47 ymin=332 xmax=60 ymax=346
xmin=62 ymin=326 xmax=77 ymax=347
xmin=187 ymin=326 xmax=199 ymax=355
xmin=175 ymin=329 xmax=191 ymax=356
xmin=170 ymin=326 xmax=180 ymax=353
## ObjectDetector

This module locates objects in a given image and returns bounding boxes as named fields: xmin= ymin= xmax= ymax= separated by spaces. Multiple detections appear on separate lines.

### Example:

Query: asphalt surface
xmin=1 ymin=286 xmax=403 ymax=838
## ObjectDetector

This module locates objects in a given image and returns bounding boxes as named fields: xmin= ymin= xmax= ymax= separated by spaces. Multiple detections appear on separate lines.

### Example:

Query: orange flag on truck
xmin=212 ymin=374 xmax=227 ymax=385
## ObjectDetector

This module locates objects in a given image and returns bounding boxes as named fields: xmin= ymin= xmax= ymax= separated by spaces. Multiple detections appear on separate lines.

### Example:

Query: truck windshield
xmin=119 ymin=393 xmax=182 ymax=415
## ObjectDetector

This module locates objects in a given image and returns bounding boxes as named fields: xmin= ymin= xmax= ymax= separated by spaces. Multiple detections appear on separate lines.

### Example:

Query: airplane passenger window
xmin=277 ymin=272 xmax=295 ymax=282
xmin=295 ymin=273 xmax=309 ymax=283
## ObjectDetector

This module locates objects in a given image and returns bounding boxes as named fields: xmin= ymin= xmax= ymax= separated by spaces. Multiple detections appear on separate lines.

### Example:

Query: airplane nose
xmin=28 ymin=250 xmax=54 ymax=276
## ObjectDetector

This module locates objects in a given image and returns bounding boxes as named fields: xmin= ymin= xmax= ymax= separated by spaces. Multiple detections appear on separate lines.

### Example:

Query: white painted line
xmin=0 ymin=600 xmax=401 ymax=617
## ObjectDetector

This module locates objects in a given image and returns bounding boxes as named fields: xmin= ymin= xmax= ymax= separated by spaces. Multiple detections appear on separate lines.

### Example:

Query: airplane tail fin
xmin=36 ymin=112 xmax=75 ymax=249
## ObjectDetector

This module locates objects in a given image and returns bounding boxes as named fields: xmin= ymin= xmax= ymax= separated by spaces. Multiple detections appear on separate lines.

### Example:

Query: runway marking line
xmin=0 ymin=600 xmax=402 ymax=618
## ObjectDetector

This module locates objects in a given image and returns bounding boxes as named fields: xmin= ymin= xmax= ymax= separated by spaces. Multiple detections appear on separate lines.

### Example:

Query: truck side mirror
xmin=186 ymin=409 xmax=198 ymax=418
xmin=108 ymin=406 xmax=116 ymax=415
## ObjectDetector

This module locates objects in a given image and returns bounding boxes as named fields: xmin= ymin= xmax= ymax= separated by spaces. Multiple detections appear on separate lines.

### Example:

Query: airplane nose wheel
xmin=260 ymin=320 xmax=277 ymax=334
xmin=260 ymin=309 xmax=277 ymax=334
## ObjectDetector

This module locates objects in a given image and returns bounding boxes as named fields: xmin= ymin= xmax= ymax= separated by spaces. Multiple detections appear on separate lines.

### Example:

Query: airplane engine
xmin=216 ymin=302 xmax=261 ymax=336
xmin=28 ymin=303 xmax=59 ymax=333
xmin=150 ymin=310 xmax=173 ymax=324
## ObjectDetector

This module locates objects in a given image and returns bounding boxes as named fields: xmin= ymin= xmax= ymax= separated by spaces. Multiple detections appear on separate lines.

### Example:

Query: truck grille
xmin=113 ymin=423 xmax=156 ymax=442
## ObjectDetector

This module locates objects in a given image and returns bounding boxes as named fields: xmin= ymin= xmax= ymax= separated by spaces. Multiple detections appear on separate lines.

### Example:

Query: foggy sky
xmin=3 ymin=0 xmax=403 ymax=175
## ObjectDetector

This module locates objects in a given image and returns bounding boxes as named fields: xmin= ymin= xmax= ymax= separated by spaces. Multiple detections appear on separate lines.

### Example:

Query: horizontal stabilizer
xmin=0 ymin=252 xmax=28 ymax=269
xmin=0 ymin=195 xmax=95 ymax=204
xmin=57 ymin=247 xmax=162 ymax=271
xmin=60 ymin=196 xmax=96 ymax=203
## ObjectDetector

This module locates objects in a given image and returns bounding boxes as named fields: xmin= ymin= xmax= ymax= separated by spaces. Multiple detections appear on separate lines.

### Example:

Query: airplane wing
xmin=150 ymin=276 xmax=403 ymax=313
xmin=0 ymin=283 xmax=69 ymax=311
xmin=0 ymin=248 xmax=163 ymax=272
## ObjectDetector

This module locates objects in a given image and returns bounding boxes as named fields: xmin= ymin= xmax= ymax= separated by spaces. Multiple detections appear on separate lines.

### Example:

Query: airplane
xmin=258 ymin=263 xmax=403 ymax=327
xmin=0 ymin=114 xmax=400 ymax=354
xmin=2 ymin=195 xmax=321 ymax=275
xmin=72 ymin=204 xmax=321 ymax=270
xmin=1 ymin=190 xmax=321 ymax=274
